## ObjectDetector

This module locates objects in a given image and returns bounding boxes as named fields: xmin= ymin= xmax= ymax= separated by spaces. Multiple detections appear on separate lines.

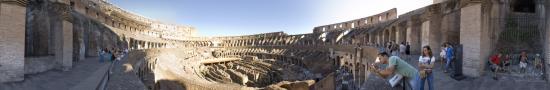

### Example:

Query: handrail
xmin=96 ymin=53 xmax=125 ymax=90
xmin=96 ymin=61 xmax=115 ymax=90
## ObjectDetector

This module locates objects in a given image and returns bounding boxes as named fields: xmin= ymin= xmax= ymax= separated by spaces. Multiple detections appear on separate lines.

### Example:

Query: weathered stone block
xmin=460 ymin=3 xmax=483 ymax=77
xmin=0 ymin=3 xmax=26 ymax=82
xmin=61 ymin=21 xmax=73 ymax=70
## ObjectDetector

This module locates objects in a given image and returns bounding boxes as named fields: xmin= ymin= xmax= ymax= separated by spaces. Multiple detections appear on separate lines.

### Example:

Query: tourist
xmin=369 ymin=52 xmax=420 ymax=90
xmin=105 ymin=48 xmax=113 ymax=63
xmin=377 ymin=44 xmax=385 ymax=53
xmin=489 ymin=52 xmax=502 ymax=80
xmin=405 ymin=42 xmax=411 ymax=55
xmin=400 ymin=42 xmax=406 ymax=57
xmin=444 ymin=43 xmax=454 ymax=73
xmin=386 ymin=42 xmax=392 ymax=54
xmin=535 ymin=54 xmax=543 ymax=71
xmin=99 ymin=48 xmax=105 ymax=63
xmin=439 ymin=44 xmax=447 ymax=69
xmin=502 ymin=54 xmax=511 ymax=71
xmin=124 ymin=48 xmax=129 ymax=54
xmin=519 ymin=51 xmax=528 ymax=73
xmin=418 ymin=46 xmax=435 ymax=90
xmin=392 ymin=43 xmax=399 ymax=57
xmin=112 ymin=48 xmax=117 ymax=61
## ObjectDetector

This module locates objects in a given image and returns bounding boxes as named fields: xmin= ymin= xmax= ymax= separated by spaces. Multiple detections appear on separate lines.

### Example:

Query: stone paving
xmin=0 ymin=57 xmax=108 ymax=90
xmin=0 ymin=55 xmax=146 ymax=90
xmin=106 ymin=54 xmax=147 ymax=90
xmin=360 ymin=55 xmax=550 ymax=90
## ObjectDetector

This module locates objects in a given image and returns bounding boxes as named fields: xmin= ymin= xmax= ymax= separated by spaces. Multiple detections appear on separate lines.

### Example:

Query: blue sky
xmin=109 ymin=0 xmax=432 ymax=37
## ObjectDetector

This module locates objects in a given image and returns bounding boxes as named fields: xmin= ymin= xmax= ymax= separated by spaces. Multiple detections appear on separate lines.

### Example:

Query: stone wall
xmin=313 ymin=8 xmax=398 ymax=33
xmin=441 ymin=10 xmax=461 ymax=45
xmin=546 ymin=0 xmax=550 ymax=82
xmin=24 ymin=56 xmax=56 ymax=74
xmin=0 ymin=2 xmax=26 ymax=82
xmin=460 ymin=3 xmax=483 ymax=77
xmin=407 ymin=18 xmax=422 ymax=55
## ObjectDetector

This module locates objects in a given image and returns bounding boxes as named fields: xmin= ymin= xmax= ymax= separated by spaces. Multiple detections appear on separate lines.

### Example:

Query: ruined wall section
xmin=313 ymin=8 xmax=398 ymax=33
xmin=78 ymin=0 xmax=196 ymax=39
xmin=23 ymin=0 xmax=127 ymax=74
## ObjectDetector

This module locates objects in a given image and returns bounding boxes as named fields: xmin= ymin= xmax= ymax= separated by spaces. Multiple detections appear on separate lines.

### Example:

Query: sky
xmin=109 ymin=0 xmax=433 ymax=37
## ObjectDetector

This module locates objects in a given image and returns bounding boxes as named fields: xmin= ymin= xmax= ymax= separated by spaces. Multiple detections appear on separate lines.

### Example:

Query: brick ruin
xmin=0 ymin=0 xmax=549 ymax=90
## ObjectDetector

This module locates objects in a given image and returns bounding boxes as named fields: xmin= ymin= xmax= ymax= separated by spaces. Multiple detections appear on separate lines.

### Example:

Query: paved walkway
xmin=361 ymin=55 xmax=550 ymax=90
xmin=106 ymin=54 xmax=147 ymax=90
xmin=0 ymin=57 xmax=110 ymax=90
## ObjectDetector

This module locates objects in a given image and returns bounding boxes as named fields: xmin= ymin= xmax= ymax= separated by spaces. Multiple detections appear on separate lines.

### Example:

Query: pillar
xmin=390 ymin=27 xmax=396 ymax=42
xmin=145 ymin=42 xmax=149 ymax=49
xmin=543 ymin=0 xmax=550 ymax=82
xmin=0 ymin=0 xmax=27 ymax=82
xmin=399 ymin=25 xmax=407 ymax=44
xmin=57 ymin=20 xmax=73 ymax=70
xmin=406 ymin=20 xmax=422 ymax=55
xmin=460 ymin=2 xmax=486 ymax=77
xmin=395 ymin=27 xmax=402 ymax=44
xmin=377 ymin=31 xmax=381 ymax=45
xmin=372 ymin=32 xmax=376 ymax=45
xmin=52 ymin=2 xmax=73 ymax=71
xmin=137 ymin=41 xmax=142 ymax=49
xmin=387 ymin=29 xmax=391 ymax=43
xmin=421 ymin=19 xmax=443 ymax=57
xmin=421 ymin=21 xmax=430 ymax=47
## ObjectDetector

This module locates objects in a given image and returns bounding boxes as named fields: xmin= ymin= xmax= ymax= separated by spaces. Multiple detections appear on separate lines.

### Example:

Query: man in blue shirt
xmin=445 ymin=43 xmax=454 ymax=73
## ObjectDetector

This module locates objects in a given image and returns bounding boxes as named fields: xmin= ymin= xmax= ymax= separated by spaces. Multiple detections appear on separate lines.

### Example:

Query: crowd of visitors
xmin=370 ymin=42 xmax=455 ymax=90
xmin=98 ymin=47 xmax=128 ymax=64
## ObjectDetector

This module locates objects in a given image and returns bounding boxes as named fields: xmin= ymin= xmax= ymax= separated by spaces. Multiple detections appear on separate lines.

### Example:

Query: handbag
xmin=419 ymin=56 xmax=432 ymax=79
xmin=420 ymin=70 xmax=427 ymax=79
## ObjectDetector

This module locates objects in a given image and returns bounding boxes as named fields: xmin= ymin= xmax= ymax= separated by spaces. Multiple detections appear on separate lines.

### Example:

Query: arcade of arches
xmin=1 ymin=0 xmax=550 ymax=90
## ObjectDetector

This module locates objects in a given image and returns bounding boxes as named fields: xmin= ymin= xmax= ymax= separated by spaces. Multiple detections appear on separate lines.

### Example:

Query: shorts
xmin=519 ymin=62 xmax=527 ymax=68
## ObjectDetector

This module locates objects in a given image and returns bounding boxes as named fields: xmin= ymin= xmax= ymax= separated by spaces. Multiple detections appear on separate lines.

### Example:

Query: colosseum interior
xmin=1 ymin=0 xmax=550 ymax=90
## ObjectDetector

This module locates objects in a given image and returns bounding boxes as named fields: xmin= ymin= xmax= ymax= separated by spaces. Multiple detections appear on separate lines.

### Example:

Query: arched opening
xmin=512 ymin=0 xmax=536 ymax=13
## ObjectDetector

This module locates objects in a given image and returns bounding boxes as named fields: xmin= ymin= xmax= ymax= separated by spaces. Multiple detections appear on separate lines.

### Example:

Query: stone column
xmin=378 ymin=31 xmax=382 ymax=45
xmin=371 ymin=32 xmax=375 ymax=45
xmin=406 ymin=26 xmax=412 ymax=45
xmin=0 ymin=0 xmax=27 ymax=83
xmin=421 ymin=22 xmax=443 ymax=57
xmin=137 ymin=41 xmax=141 ymax=49
xmin=390 ymin=28 xmax=396 ymax=42
xmin=543 ymin=0 xmax=550 ymax=82
xmin=59 ymin=20 xmax=73 ymax=70
xmin=421 ymin=21 xmax=430 ymax=47
xmin=383 ymin=30 xmax=389 ymax=43
xmin=395 ymin=27 xmax=401 ymax=44
xmin=460 ymin=2 xmax=485 ymax=77
xmin=406 ymin=20 xmax=422 ymax=55
xmin=400 ymin=25 xmax=408 ymax=43
xmin=144 ymin=42 xmax=148 ymax=49
xmin=52 ymin=2 xmax=73 ymax=70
